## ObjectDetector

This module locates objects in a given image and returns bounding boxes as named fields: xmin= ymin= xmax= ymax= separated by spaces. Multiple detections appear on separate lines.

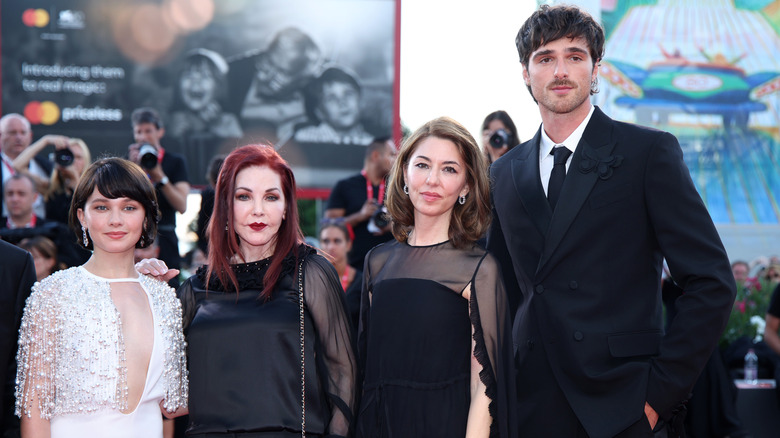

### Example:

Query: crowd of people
xmin=725 ymin=257 xmax=780 ymax=387
xmin=0 ymin=4 xmax=776 ymax=438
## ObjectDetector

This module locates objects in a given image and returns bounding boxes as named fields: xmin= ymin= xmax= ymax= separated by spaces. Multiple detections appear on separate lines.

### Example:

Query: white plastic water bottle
xmin=744 ymin=348 xmax=758 ymax=384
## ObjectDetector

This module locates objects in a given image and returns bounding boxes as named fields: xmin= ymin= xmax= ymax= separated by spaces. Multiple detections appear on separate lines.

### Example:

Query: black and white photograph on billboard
xmin=1 ymin=0 xmax=397 ymax=187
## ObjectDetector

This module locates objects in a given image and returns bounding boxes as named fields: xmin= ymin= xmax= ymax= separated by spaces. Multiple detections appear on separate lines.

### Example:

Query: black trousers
xmin=516 ymin=339 xmax=674 ymax=437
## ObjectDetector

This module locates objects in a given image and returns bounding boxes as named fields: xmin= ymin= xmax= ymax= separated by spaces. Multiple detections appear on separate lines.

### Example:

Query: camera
xmin=138 ymin=143 xmax=159 ymax=170
xmin=367 ymin=204 xmax=389 ymax=233
xmin=372 ymin=206 xmax=390 ymax=228
xmin=489 ymin=129 xmax=511 ymax=149
xmin=52 ymin=148 xmax=74 ymax=167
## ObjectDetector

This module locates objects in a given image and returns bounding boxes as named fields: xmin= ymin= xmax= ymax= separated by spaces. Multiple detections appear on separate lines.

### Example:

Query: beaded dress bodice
xmin=15 ymin=266 xmax=188 ymax=422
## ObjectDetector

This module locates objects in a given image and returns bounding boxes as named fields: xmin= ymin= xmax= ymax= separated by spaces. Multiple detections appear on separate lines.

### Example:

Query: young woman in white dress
xmin=15 ymin=157 xmax=188 ymax=438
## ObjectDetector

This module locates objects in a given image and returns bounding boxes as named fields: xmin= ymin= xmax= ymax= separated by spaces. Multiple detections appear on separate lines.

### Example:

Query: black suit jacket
xmin=0 ymin=240 xmax=36 ymax=436
xmin=487 ymin=107 xmax=735 ymax=438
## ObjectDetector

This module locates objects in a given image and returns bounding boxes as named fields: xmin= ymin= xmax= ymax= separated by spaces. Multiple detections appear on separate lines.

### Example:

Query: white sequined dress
xmin=15 ymin=266 xmax=188 ymax=438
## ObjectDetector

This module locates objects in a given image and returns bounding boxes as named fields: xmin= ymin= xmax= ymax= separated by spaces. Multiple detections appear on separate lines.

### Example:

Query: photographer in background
xmin=480 ymin=110 xmax=519 ymax=164
xmin=13 ymin=134 xmax=92 ymax=266
xmin=127 ymin=107 xmax=190 ymax=287
xmin=0 ymin=114 xmax=51 ymax=219
xmin=12 ymin=135 xmax=90 ymax=223
xmin=325 ymin=137 xmax=396 ymax=270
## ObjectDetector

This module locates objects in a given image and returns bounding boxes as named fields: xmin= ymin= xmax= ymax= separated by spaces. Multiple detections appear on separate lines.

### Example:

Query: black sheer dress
xmin=344 ymin=267 xmax=362 ymax=335
xmin=178 ymin=244 xmax=357 ymax=437
xmin=357 ymin=240 xmax=517 ymax=438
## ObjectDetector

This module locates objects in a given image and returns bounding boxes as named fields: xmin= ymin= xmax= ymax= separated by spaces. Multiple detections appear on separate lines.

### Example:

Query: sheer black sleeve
xmin=303 ymin=253 xmax=358 ymax=438
xmin=470 ymin=252 xmax=519 ymax=438
xmin=344 ymin=268 xmax=363 ymax=335
xmin=357 ymin=245 xmax=388 ymax=379
xmin=177 ymin=276 xmax=197 ymax=334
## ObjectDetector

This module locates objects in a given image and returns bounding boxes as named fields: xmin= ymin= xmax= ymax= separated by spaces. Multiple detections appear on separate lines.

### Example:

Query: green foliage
xmin=297 ymin=199 xmax=318 ymax=238
xmin=720 ymin=276 xmax=773 ymax=347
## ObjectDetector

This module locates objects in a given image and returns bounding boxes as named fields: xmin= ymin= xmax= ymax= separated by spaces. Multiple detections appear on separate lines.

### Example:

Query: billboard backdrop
xmin=1 ymin=0 xmax=398 ymax=188
xmin=594 ymin=0 xmax=780 ymax=225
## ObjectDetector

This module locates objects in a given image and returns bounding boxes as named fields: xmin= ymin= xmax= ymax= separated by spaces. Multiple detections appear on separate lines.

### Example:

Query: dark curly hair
xmin=515 ymin=5 xmax=605 ymax=96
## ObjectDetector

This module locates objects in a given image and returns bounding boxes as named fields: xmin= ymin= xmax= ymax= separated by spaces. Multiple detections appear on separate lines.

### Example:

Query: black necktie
xmin=548 ymin=145 xmax=572 ymax=209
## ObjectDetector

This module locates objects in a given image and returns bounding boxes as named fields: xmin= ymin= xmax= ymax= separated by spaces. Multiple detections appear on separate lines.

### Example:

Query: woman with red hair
xmin=139 ymin=144 xmax=356 ymax=437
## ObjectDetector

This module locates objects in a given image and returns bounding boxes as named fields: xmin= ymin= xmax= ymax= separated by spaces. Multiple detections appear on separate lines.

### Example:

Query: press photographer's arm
xmin=12 ymin=135 xmax=70 ymax=194
xmin=128 ymin=142 xmax=189 ymax=214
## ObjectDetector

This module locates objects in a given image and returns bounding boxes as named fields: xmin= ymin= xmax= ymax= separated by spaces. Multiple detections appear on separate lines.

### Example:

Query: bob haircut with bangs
xmin=69 ymin=157 xmax=159 ymax=250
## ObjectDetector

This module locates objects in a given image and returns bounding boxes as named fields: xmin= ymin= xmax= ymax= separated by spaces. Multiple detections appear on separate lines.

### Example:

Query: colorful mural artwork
xmin=595 ymin=0 xmax=780 ymax=224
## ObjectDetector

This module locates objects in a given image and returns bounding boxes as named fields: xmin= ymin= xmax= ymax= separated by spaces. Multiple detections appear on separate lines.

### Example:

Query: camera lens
xmin=371 ymin=206 xmax=390 ymax=229
xmin=489 ymin=129 xmax=510 ymax=149
xmin=53 ymin=148 xmax=75 ymax=167
xmin=138 ymin=143 xmax=159 ymax=170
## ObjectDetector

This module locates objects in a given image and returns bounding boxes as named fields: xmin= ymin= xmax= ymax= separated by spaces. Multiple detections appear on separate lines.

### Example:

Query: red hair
xmin=206 ymin=144 xmax=303 ymax=299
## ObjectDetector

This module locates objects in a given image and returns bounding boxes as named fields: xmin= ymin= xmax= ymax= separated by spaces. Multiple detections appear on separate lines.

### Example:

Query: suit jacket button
xmin=573 ymin=331 xmax=584 ymax=341
xmin=535 ymin=285 xmax=545 ymax=294
xmin=569 ymin=281 xmax=578 ymax=289
xmin=527 ymin=339 xmax=535 ymax=350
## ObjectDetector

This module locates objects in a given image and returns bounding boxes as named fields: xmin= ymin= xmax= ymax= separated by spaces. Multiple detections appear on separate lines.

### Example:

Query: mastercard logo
xmin=22 ymin=9 xmax=50 ymax=28
xmin=24 ymin=101 xmax=60 ymax=125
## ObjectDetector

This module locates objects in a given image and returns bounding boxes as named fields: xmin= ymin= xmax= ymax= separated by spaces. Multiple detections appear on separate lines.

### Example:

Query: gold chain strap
xmin=298 ymin=259 xmax=306 ymax=437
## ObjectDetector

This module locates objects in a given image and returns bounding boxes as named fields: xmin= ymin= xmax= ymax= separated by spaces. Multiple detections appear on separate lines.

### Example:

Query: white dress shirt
xmin=539 ymin=105 xmax=595 ymax=195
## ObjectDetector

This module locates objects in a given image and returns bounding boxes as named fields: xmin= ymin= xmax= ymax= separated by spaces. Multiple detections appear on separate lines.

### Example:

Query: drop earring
xmin=140 ymin=223 xmax=147 ymax=247
xmin=82 ymin=226 xmax=89 ymax=247
xmin=403 ymin=184 xmax=409 ymax=195
xmin=590 ymin=77 xmax=599 ymax=94
xmin=458 ymin=195 xmax=466 ymax=205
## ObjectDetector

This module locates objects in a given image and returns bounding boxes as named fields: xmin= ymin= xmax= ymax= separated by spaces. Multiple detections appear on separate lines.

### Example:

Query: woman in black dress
xmin=140 ymin=144 xmax=357 ymax=437
xmin=356 ymin=117 xmax=517 ymax=437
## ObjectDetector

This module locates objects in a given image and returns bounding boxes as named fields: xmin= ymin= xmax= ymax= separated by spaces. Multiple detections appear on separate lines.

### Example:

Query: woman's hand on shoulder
xmin=135 ymin=258 xmax=179 ymax=283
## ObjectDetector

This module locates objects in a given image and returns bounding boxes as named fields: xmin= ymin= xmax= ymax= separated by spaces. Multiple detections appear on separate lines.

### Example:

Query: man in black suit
xmin=486 ymin=5 xmax=736 ymax=437
xmin=0 ymin=240 xmax=36 ymax=437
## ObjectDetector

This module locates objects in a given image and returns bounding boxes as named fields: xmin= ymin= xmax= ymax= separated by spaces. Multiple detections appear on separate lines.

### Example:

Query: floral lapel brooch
xmin=578 ymin=147 xmax=623 ymax=180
